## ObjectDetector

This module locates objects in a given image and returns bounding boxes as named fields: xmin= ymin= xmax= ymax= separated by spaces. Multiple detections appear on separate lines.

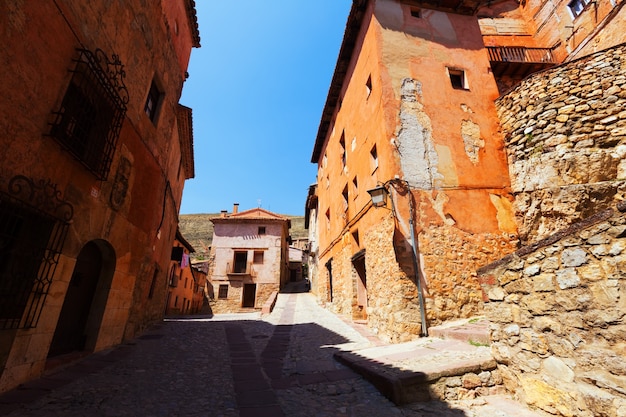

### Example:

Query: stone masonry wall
xmin=365 ymin=214 xmax=424 ymax=344
xmin=478 ymin=202 xmax=626 ymax=417
xmin=418 ymin=223 xmax=518 ymax=325
xmin=496 ymin=43 xmax=626 ymax=244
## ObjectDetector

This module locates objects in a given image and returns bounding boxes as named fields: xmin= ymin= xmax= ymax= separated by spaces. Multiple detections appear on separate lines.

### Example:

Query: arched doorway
xmin=48 ymin=240 xmax=115 ymax=357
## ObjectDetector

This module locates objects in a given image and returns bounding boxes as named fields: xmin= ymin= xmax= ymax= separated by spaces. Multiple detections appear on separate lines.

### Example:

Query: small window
xmin=340 ymin=132 xmax=346 ymax=169
xmin=174 ymin=296 xmax=179 ymax=307
xmin=253 ymin=251 xmax=264 ymax=264
xmin=145 ymin=80 xmax=163 ymax=123
xmin=352 ymin=230 xmax=360 ymax=247
xmin=325 ymin=208 xmax=331 ymax=231
xmin=218 ymin=285 xmax=229 ymax=299
xmin=366 ymin=75 xmax=372 ymax=98
xmin=342 ymin=185 xmax=349 ymax=213
xmin=323 ymin=153 xmax=328 ymax=169
xmin=258 ymin=226 xmax=266 ymax=235
xmin=410 ymin=7 xmax=421 ymax=18
xmin=370 ymin=145 xmax=378 ymax=173
xmin=568 ymin=0 xmax=590 ymax=18
xmin=448 ymin=68 xmax=468 ymax=90
xmin=352 ymin=176 xmax=358 ymax=198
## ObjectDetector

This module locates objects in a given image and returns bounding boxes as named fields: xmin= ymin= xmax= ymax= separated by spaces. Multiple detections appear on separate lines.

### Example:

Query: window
xmin=218 ymin=285 xmax=229 ymax=299
xmin=340 ymin=132 xmax=346 ymax=170
xmin=49 ymin=49 xmax=128 ymax=181
xmin=370 ymin=145 xmax=378 ymax=173
xmin=253 ymin=251 xmax=264 ymax=264
xmin=352 ymin=230 xmax=360 ymax=247
xmin=258 ymin=226 xmax=266 ymax=235
xmin=0 ymin=176 xmax=72 ymax=330
xmin=366 ymin=75 xmax=372 ymax=98
xmin=342 ymin=185 xmax=349 ymax=213
xmin=145 ymin=80 xmax=163 ymax=123
xmin=447 ymin=68 xmax=468 ymax=90
xmin=568 ymin=0 xmax=590 ymax=18
xmin=325 ymin=208 xmax=331 ymax=231
xmin=168 ymin=265 xmax=178 ymax=287
xmin=184 ymin=277 xmax=188 ymax=288
xmin=233 ymin=251 xmax=248 ymax=273
xmin=352 ymin=176 xmax=358 ymax=198
xmin=410 ymin=7 xmax=421 ymax=18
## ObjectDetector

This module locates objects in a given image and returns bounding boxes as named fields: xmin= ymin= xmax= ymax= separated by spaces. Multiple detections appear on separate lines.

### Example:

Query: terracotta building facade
xmin=309 ymin=0 xmax=626 ymax=413
xmin=166 ymin=229 xmax=205 ymax=316
xmin=0 ymin=0 xmax=199 ymax=392
xmin=208 ymin=205 xmax=290 ymax=313
xmin=309 ymin=0 xmax=518 ymax=343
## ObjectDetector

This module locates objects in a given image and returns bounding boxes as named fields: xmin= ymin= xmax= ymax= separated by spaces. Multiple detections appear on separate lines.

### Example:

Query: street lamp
xmin=367 ymin=185 xmax=388 ymax=207
xmin=368 ymin=179 xmax=428 ymax=337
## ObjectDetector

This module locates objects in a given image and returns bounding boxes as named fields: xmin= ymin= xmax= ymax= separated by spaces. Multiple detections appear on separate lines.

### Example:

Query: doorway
xmin=234 ymin=251 xmax=248 ymax=273
xmin=352 ymin=250 xmax=367 ymax=320
xmin=242 ymin=284 xmax=256 ymax=308
xmin=48 ymin=240 xmax=115 ymax=357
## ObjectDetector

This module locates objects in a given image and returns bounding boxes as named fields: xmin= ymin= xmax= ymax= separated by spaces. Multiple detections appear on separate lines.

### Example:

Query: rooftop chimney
xmin=233 ymin=203 xmax=239 ymax=214
xmin=220 ymin=210 xmax=227 ymax=218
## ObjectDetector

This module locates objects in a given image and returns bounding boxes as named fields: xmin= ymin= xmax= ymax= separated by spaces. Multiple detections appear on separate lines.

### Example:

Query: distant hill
xmin=178 ymin=213 xmax=306 ymax=260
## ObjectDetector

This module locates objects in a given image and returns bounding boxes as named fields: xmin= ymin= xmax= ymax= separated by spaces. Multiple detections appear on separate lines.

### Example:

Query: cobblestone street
xmin=1 ymin=282 xmax=543 ymax=416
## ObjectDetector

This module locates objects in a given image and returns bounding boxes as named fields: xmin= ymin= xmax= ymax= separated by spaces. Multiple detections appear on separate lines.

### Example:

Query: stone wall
xmin=496 ymin=43 xmax=626 ymax=244
xmin=365 ymin=214 xmax=424 ymax=343
xmin=478 ymin=202 xmax=626 ymax=416
xmin=418 ymin=223 xmax=518 ymax=325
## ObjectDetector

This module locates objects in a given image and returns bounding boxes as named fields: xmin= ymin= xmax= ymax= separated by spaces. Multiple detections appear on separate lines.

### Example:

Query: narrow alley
xmin=0 ymin=282 xmax=545 ymax=417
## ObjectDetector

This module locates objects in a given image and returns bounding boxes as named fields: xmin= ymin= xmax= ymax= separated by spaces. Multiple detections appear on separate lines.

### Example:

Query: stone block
xmin=556 ymin=268 xmax=581 ymax=289
xmin=542 ymin=356 xmax=574 ymax=383
xmin=519 ymin=376 xmax=579 ymax=416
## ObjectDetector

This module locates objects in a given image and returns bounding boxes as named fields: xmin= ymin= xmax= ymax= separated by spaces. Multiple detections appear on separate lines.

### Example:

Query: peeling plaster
xmin=396 ymin=78 xmax=443 ymax=189
xmin=489 ymin=193 xmax=517 ymax=233
xmin=428 ymin=191 xmax=456 ymax=226
xmin=461 ymin=119 xmax=484 ymax=165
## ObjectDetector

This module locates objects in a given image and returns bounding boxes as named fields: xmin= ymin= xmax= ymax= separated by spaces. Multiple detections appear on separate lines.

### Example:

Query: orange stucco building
xmin=0 ymin=1 xmax=199 ymax=392
xmin=309 ymin=0 xmax=626 ymax=343
xmin=310 ymin=0 xmax=518 ymax=343
xmin=166 ymin=230 xmax=206 ymax=316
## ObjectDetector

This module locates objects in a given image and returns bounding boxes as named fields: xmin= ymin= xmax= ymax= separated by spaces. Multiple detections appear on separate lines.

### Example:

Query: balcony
xmin=487 ymin=46 xmax=558 ymax=78
xmin=226 ymin=262 xmax=256 ymax=280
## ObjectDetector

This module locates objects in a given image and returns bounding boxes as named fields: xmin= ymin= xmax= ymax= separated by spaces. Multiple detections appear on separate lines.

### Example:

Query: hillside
xmin=178 ymin=213 xmax=306 ymax=260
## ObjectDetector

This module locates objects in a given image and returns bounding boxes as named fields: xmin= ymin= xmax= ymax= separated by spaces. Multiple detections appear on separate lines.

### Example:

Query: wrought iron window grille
xmin=0 ymin=175 xmax=74 ymax=330
xmin=48 ymin=48 xmax=129 ymax=181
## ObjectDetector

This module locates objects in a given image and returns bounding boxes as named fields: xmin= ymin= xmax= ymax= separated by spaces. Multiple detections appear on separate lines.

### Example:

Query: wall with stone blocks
xmin=478 ymin=202 xmax=626 ymax=416
xmin=496 ymin=43 xmax=626 ymax=245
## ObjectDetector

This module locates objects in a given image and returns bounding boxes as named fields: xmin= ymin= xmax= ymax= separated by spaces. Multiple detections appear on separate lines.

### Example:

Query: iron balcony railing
xmin=486 ymin=46 xmax=557 ymax=64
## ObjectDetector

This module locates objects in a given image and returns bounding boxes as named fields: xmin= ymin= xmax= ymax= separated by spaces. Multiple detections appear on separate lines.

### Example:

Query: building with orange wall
xmin=310 ymin=0 xmax=518 ymax=343
xmin=166 ymin=229 xmax=206 ymax=316
xmin=0 ymin=1 xmax=199 ymax=392
xmin=309 ymin=0 xmax=626 ymax=343
xmin=208 ymin=205 xmax=291 ymax=313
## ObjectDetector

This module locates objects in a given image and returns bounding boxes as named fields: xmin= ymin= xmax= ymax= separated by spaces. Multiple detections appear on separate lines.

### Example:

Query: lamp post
xmin=367 ymin=180 xmax=428 ymax=337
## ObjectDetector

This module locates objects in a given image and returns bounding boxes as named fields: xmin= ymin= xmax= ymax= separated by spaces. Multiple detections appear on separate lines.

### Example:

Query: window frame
xmin=567 ymin=0 xmax=590 ymax=18
xmin=145 ymin=79 xmax=164 ymax=124
xmin=48 ymin=48 xmax=128 ymax=181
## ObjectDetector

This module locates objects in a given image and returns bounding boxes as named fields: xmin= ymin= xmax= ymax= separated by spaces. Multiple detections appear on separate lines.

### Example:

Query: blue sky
xmin=179 ymin=1 xmax=352 ymax=216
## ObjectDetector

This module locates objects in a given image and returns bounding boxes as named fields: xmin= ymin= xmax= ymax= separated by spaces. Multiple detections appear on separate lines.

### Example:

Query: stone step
xmin=428 ymin=317 xmax=491 ymax=346
xmin=334 ymin=337 xmax=502 ymax=405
